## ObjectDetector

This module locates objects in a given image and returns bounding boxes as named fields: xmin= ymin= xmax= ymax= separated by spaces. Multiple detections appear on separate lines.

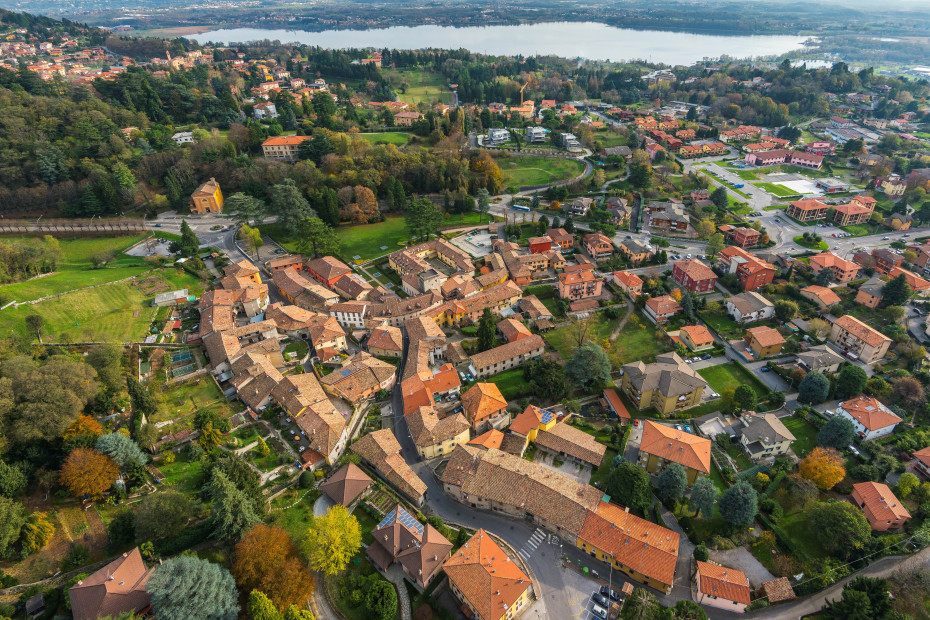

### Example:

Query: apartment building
xmin=830 ymin=315 xmax=893 ymax=363
xmin=620 ymin=353 xmax=708 ymax=416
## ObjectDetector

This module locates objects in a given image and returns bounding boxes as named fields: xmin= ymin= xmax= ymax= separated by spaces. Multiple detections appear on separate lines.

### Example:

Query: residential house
xmin=444 ymin=529 xmax=532 ymax=620
xmin=810 ymin=252 xmax=860 ymax=283
xmin=785 ymin=198 xmax=829 ymax=223
xmin=172 ymin=131 xmax=194 ymax=145
xmin=319 ymin=352 xmax=397 ymax=405
xmin=744 ymin=326 xmax=786 ymax=357
xmin=865 ymin=248 xmax=904 ymax=275
xmin=68 ymin=548 xmax=152 ymax=620
xmin=461 ymin=383 xmax=509 ymax=433
xmin=546 ymin=228 xmax=574 ymax=251
xmin=744 ymin=149 xmax=823 ymax=169
xmin=644 ymin=295 xmax=682 ymax=324
xmin=830 ymin=315 xmax=893 ymax=363
xmin=909 ymin=241 xmax=930 ymax=271
xmin=888 ymin=266 xmax=930 ymax=294
xmin=189 ymin=177 xmax=224 ymax=214
xmin=528 ymin=236 xmax=552 ymax=254
xmin=619 ymin=237 xmax=653 ymax=264
xmin=430 ymin=281 xmax=522 ymax=327
xmin=320 ymin=463 xmax=372 ymax=507
xmin=394 ymin=111 xmax=423 ymax=126
xmin=837 ymin=394 xmax=902 ymax=440
xmin=679 ymin=325 xmax=715 ymax=351
xmin=576 ymin=500 xmax=680 ymax=594
xmin=583 ymin=233 xmax=614 ymax=261
xmin=406 ymin=405 xmax=471 ymax=460
xmin=534 ymin=421 xmax=607 ymax=469
xmin=851 ymin=482 xmax=911 ymax=531
xmin=509 ymin=405 xmax=558 ymax=444
xmin=796 ymin=345 xmax=845 ymax=374
xmin=647 ymin=202 xmax=690 ymax=232
xmin=306 ymin=256 xmax=353 ymax=287
xmin=366 ymin=504 xmax=452 ymax=591
xmin=566 ymin=197 xmax=593 ymax=216
xmin=468 ymin=334 xmax=546 ymax=379
xmin=694 ymin=561 xmax=751 ymax=613
xmin=885 ymin=213 xmax=913 ymax=230
xmin=253 ymin=101 xmax=278 ymax=119
xmin=261 ymin=135 xmax=311 ymax=161
xmin=855 ymin=276 xmax=884 ymax=309
xmin=557 ymin=270 xmax=603 ymax=301
xmin=725 ymin=291 xmax=774 ymax=324
xmin=620 ymin=353 xmax=708 ymax=417
xmin=832 ymin=195 xmax=875 ymax=226
xmin=637 ymin=419 xmax=711 ymax=485
xmin=367 ymin=325 xmax=404 ymax=358
xmin=613 ymin=270 xmax=643 ymax=298
xmin=800 ymin=285 xmax=841 ymax=309
xmin=727 ymin=227 xmax=761 ymax=248
xmin=716 ymin=247 xmax=776 ymax=292
xmin=672 ymin=259 xmax=717 ymax=293
xmin=911 ymin=446 xmax=930 ymax=478
xmin=518 ymin=296 xmax=552 ymax=324
xmin=602 ymin=389 xmax=631 ymax=422
xmin=351 ymin=429 xmax=428 ymax=505
xmin=606 ymin=197 xmax=632 ymax=225
xmin=735 ymin=412 xmax=796 ymax=461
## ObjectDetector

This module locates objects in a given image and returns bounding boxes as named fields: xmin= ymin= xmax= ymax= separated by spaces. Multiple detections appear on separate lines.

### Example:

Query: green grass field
xmin=782 ymin=415 xmax=819 ymax=457
xmin=0 ymin=268 xmax=204 ymax=343
xmin=484 ymin=367 xmax=530 ymax=400
xmin=544 ymin=311 xmax=667 ymax=367
xmin=497 ymin=155 xmax=586 ymax=188
xmin=358 ymin=132 xmax=410 ymax=146
xmin=840 ymin=223 xmax=880 ymax=237
xmin=793 ymin=235 xmax=829 ymax=250
xmin=262 ymin=216 xmax=411 ymax=264
xmin=387 ymin=69 xmax=451 ymax=105
xmin=697 ymin=362 xmax=770 ymax=396
xmin=734 ymin=169 xmax=760 ymax=181
xmin=754 ymin=182 xmax=800 ymax=197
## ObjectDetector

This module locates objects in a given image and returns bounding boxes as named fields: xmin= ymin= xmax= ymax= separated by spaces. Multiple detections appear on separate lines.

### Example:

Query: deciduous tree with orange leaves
xmin=799 ymin=446 xmax=846 ymax=491
xmin=62 ymin=415 xmax=103 ymax=440
xmin=60 ymin=448 xmax=118 ymax=499
xmin=232 ymin=524 xmax=315 ymax=611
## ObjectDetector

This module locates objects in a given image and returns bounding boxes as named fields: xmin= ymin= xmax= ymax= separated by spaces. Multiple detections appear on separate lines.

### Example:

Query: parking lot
xmin=450 ymin=231 xmax=494 ymax=257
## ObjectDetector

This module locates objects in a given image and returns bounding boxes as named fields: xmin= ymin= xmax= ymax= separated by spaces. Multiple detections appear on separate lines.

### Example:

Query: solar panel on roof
xmin=540 ymin=409 xmax=554 ymax=424
xmin=340 ymin=368 xmax=354 ymax=377
xmin=377 ymin=508 xmax=398 ymax=530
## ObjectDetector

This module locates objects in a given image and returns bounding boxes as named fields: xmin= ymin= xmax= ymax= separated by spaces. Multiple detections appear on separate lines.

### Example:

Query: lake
xmin=191 ymin=22 xmax=811 ymax=64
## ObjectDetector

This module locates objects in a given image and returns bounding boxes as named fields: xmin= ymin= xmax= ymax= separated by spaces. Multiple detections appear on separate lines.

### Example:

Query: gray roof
xmin=622 ymin=352 xmax=707 ymax=397
xmin=621 ymin=236 xmax=651 ymax=255
xmin=648 ymin=202 xmax=690 ymax=224
xmin=726 ymin=291 xmax=773 ymax=317
xmin=795 ymin=344 xmax=845 ymax=372
xmin=737 ymin=413 xmax=794 ymax=447
xmin=858 ymin=276 xmax=885 ymax=297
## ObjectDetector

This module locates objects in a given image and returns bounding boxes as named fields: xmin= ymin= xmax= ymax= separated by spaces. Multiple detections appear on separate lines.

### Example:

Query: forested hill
xmin=0 ymin=8 xmax=107 ymax=45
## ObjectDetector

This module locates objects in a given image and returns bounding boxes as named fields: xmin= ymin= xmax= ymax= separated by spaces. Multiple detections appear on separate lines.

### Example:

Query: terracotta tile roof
xmin=674 ymin=259 xmax=716 ymax=282
xmin=696 ymin=561 xmax=751 ymax=605
xmin=262 ymin=135 xmax=311 ymax=146
xmin=852 ymin=481 xmax=911 ymax=525
xmin=535 ymin=421 xmax=606 ymax=467
xmin=367 ymin=325 xmax=404 ymax=352
xmin=838 ymin=394 xmax=902 ymax=431
xmin=367 ymin=504 xmax=452 ymax=589
xmin=469 ymin=429 xmax=505 ymax=450
xmin=468 ymin=334 xmax=545 ymax=374
xmin=559 ymin=269 xmax=598 ymax=285
xmin=681 ymin=325 xmax=714 ymax=347
xmin=351 ymin=430 xmax=428 ymax=502
xmin=461 ymin=383 xmax=508 ymax=426
xmin=639 ymin=420 xmax=711 ymax=474
xmin=578 ymin=501 xmax=679 ymax=589
xmin=509 ymin=405 xmax=555 ymax=436
xmin=602 ymin=389 xmax=631 ymax=419
xmin=69 ymin=548 xmax=152 ymax=620
xmin=497 ymin=318 xmax=532 ymax=343
xmin=614 ymin=270 xmax=643 ymax=288
xmin=913 ymin=446 xmax=930 ymax=468
xmin=518 ymin=295 xmax=550 ymax=319
xmin=761 ymin=577 xmax=796 ymax=603
xmin=319 ymin=352 xmax=396 ymax=404
xmin=789 ymin=198 xmax=829 ymax=212
xmin=745 ymin=325 xmax=785 ymax=348
xmin=306 ymin=256 xmax=352 ymax=282
xmin=333 ymin=272 xmax=373 ymax=299
xmin=888 ymin=266 xmax=930 ymax=291
xmin=833 ymin=315 xmax=893 ymax=348
xmin=622 ymin=353 xmax=707 ymax=400
xmin=407 ymin=405 xmax=470 ymax=447
xmin=320 ymin=463 xmax=372 ymax=506
xmin=443 ymin=529 xmax=530 ymax=620
xmin=645 ymin=295 xmax=682 ymax=316
xmin=810 ymin=251 xmax=859 ymax=273
xmin=424 ymin=364 xmax=461 ymax=396
xmin=800 ymin=285 xmax=841 ymax=307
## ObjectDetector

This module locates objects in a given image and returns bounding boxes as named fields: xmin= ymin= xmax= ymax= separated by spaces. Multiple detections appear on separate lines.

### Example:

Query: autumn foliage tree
xmin=62 ymin=415 xmax=104 ymax=440
xmin=232 ymin=525 xmax=315 ymax=611
xmin=301 ymin=505 xmax=362 ymax=576
xmin=799 ymin=447 xmax=846 ymax=491
xmin=60 ymin=448 xmax=118 ymax=499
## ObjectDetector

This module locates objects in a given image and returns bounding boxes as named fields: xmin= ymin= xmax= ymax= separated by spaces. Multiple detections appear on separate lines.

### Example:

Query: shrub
xmin=694 ymin=543 xmax=709 ymax=561
xmin=759 ymin=498 xmax=783 ymax=521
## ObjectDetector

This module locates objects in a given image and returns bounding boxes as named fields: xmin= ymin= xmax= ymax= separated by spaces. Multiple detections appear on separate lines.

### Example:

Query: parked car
xmin=592 ymin=592 xmax=610 ymax=607
xmin=760 ymin=366 xmax=770 ymax=372
xmin=826 ymin=410 xmax=836 ymax=417
xmin=701 ymin=353 xmax=711 ymax=360
xmin=633 ymin=419 xmax=640 ymax=427
xmin=883 ymin=236 xmax=890 ymax=240
xmin=600 ymin=586 xmax=621 ymax=602
xmin=592 ymin=604 xmax=608 ymax=620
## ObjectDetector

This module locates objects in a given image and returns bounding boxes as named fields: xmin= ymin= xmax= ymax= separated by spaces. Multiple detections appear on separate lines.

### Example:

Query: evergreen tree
xmin=733 ymin=385 xmax=757 ymax=412
xmin=176 ymin=220 xmax=200 ymax=257
xmin=475 ymin=188 xmax=490 ymax=223
xmin=604 ymin=462 xmax=652 ymax=512
xmin=147 ymin=555 xmax=239 ymax=620
xmin=710 ymin=186 xmax=728 ymax=209
xmin=207 ymin=470 xmax=260 ymax=542
xmin=881 ymin=274 xmax=910 ymax=306
xmin=565 ymin=342 xmax=611 ymax=392
xmin=95 ymin=433 xmax=148 ymax=470
xmin=798 ymin=370 xmax=831 ymax=404
xmin=477 ymin=308 xmax=496 ymax=352
xmin=531 ymin=191 xmax=540 ymax=210
xmin=656 ymin=463 xmax=687 ymax=504
xmin=224 ymin=192 xmax=268 ymax=226
xmin=295 ymin=217 xmax=341 ymax=259
xmin=834 ymin=364 xmax=867 ymax=399
xmin=270 ymin=179 xmax=317 ymax=229
xmin=719 ymin=481 xmax=758 ymax=527
xmin=689 ymin=477 xmax=718 ymax=518
xmin=818 ymin=415 xmax=856 ymax=450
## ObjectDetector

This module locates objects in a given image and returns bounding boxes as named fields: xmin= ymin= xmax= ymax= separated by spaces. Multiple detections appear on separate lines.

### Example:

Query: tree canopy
xmin=604 ymin=462 xmax=653 ymax=513
xmin=147 ymin=555 xmax=239 ymax=620
xmin=232 ymin=524 xmax=316 ymax=611
xmin=817 ymin=415 xmax=856 ymax=450
xmin=301 ymin=504 xmax=362 ymax=576
xmin=565 ymin=342 xmax=611 ymax=392
xmin=718 ymin=481 xmax=758 ymax=527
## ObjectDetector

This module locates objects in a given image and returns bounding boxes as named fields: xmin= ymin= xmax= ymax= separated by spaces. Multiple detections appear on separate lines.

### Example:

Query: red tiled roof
xmin=640 ymin=421 xmax=711 ymax=473
xmin=696 ymin=561 xmax=751 ymax=605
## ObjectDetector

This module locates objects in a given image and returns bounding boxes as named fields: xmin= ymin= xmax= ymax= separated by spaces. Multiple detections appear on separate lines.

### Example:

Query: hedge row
xmin=618 ymin=423 xmax=632 ymax=454
xmin=761 ymin=471 xmax=787 ymax=497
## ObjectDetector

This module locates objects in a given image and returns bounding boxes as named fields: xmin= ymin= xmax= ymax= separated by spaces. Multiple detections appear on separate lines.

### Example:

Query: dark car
xmin=701 ymin=353 xmax=711 ymax=360
xmin=600 ymin=586 xmax=621 ymax=601
xmin=592 ymin=592 xmax=610 ymax=607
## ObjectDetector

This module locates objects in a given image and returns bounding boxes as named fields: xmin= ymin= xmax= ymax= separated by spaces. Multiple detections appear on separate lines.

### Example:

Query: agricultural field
xmin=0 ymin=267 xmax=205 ymax=343
xmin=496 ymin=155 xmax=586 ymax=188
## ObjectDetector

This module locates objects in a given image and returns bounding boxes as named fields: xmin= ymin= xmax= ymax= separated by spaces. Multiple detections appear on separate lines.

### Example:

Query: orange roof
xmin=469 ymin=429 xmax=505 ymax=450
xmin=509 ymin=405 xmax=553 ymax=435
xmin=262 ymin=135 xmax=312 ymax=146
xmin=680 ymin=325 xmax=714 ymax=347
xmin=913 ymin=446 xmax=930 ymax=468
xmin=675 ymin=259 xmax=716 ymax=282
xmin=833 ymin=315 xmax=892 ymax=348
xmin=853 ymin=481 xmax=911 ymax=525
xmin=614 ymin=270 xmax=643 ymax=288
xmin=789 ymin=198 xmax=829 ymax=212
xmin=888 ymin=267 xmax=930 ymax=291
xmin=497 ymin=318 xmax=532 ymax=343
xmin=559 ymin=270 xmax=598 ymax=285
xmin=645 ymin=295 xmax=682 ymax=316
xmin=696 ymin=561 xmax=751 ymax=605
xmin=745 ymin=325 xmax=785 ymax=348
xmin=839 ymin=394 xmax=902 ymax=431
xmin=424 ymin=363 xmax=461 ymax=395
xmin=578 ymin=501 xmax=679 ymax=588
xmin=461 ymin=383 xmax=508 ymax=426
xmin=602 ymin=389 xmax=630 ymax=420
xmin=443 ymin=530 xmax=530 ymax=620
xmin=810 ymin=251 xmax=858 ymax=273
xmin=800 ymin=285 xmax=841 ymax=306
xmin=639 ymin=420 xmax=711 ymax=473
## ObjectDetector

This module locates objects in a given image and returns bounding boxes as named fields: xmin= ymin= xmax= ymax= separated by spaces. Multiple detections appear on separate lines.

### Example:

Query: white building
xmin=253 ymin=102 xmax=279 ymax=119
xmin=486 ymin=128 xmax=511 ymax=146
xmin=837 ymin=394 xmax=903 ymax=441
xmin=525 ymin=126 xmax=547 ymax=142
xmin=171 ymin=131 xmax=194 ymax=145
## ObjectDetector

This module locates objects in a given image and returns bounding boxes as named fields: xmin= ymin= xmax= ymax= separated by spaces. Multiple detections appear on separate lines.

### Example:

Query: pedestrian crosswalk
xmin=518 ymin=528 xmax=546 ymax=561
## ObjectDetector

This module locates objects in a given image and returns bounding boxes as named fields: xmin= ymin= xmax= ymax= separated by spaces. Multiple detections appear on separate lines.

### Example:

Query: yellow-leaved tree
xmin=301 ymin=505 xmax=362 ymax=576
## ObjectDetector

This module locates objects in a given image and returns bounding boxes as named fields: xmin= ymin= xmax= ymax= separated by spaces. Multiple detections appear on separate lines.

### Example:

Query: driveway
xmin=623 ymin=422 xmax=643 ymax=463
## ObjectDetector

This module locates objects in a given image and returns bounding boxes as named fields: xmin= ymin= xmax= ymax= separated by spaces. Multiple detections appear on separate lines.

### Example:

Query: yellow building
xmin=638 ymin=420 xmax=711 ymax=485
xmin=620 ymin=352 xmax=707 ymax=415
xmin=509 ymin=405 xmax=558 ymax=441
xmin=407 ymin=405 xmax=471 ymax=459
xmin=190 ymin=177 xmax=224 ymax=214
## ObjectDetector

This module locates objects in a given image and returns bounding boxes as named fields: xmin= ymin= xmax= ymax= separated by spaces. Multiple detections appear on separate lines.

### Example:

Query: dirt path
xmin=607 ymin=300 xmax=634 ymax=343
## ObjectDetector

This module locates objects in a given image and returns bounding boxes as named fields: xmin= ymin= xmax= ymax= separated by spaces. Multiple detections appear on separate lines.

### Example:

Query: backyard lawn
xmin=496 ymin=155 xmax=585 ymax=188
xmin=358 ymin=132 xmax=410 ymax=146
xmin=269 ymin=491 xmax=319 ymax=540
xmin=545 ymin=313 xmax=620 ymax=359
xmin=158 ymin=458 xmax=204 ymax=494
xmin=782 ymin=415 xmax=819 ymax=457
xmin=609 ymin=314 xmax=667 ymax=365
xmin=484 ymin=367 xmax=530 ymax=400
xmin=698 ymin=362 xmax=770 ymax=396
xmin=589 ymin=447 xmax=618 ymax=487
